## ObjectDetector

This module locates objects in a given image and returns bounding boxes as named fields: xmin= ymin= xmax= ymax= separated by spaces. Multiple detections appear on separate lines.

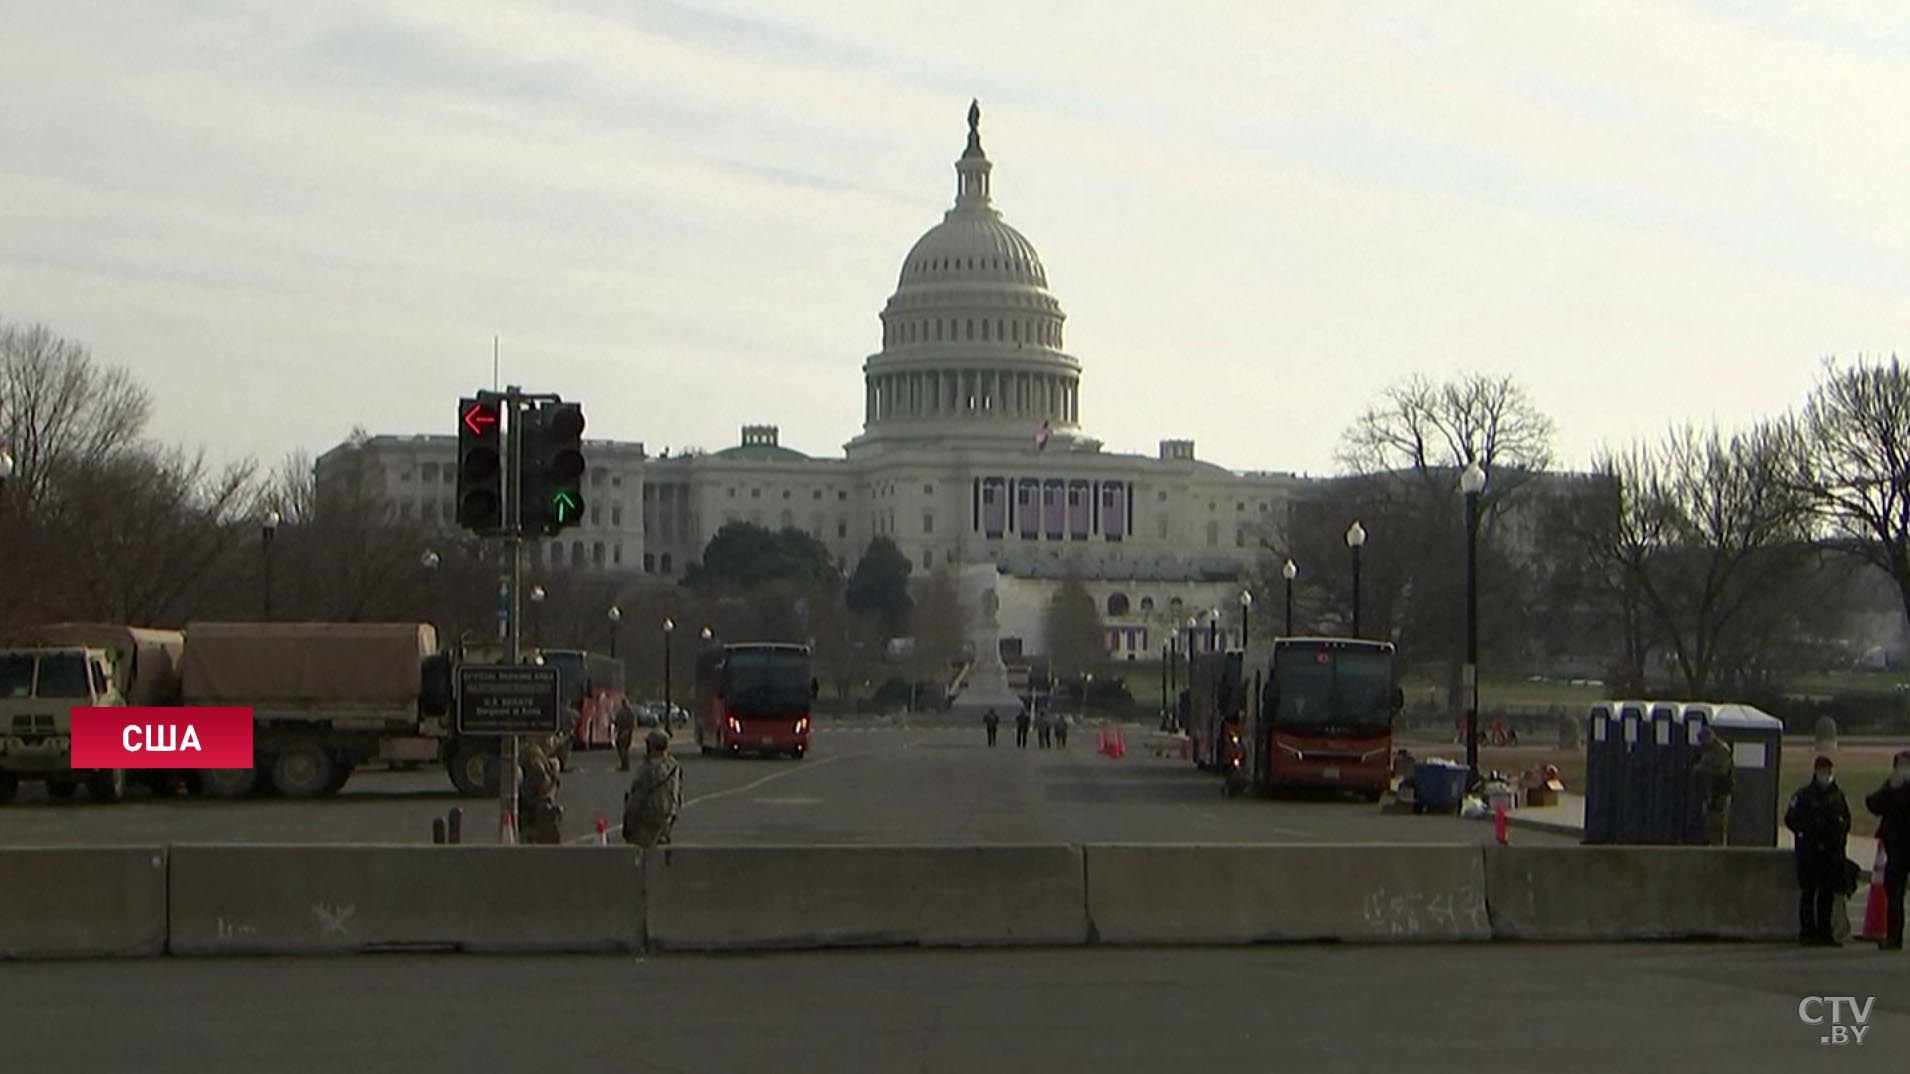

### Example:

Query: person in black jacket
xmin=1785 ymin=756 xmax=1852 ymax=946
xmin=1864 ymin=749 xmax=1910 ymax=951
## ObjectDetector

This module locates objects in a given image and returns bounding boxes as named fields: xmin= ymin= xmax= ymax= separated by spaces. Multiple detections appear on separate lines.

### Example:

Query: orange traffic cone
xmin=1113 ymin=729 xmax=1126 ymax=759
xmin=500 ymin=810 xmax=517 ymax=846
xmin=595 ymin=816 xmax=609 ymax=846
xmin=1860 ymin=837 xmax=1889 ymax=942
xmin=1097 ymin=729 xmax=1108 ymax=754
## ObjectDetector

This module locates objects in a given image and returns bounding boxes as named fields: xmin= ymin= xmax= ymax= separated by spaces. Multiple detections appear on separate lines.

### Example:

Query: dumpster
xmin=1413 ymin=759 xmax=1470 ymax=814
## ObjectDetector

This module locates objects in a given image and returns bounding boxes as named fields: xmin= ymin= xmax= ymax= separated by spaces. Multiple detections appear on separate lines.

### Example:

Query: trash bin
xmin=1413 ymin=759 xmax=1470 ymax=814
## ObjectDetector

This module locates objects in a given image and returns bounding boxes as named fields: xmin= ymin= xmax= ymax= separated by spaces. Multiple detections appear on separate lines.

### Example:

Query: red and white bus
xmin=1233 ymin=637 xmax=1402 ymax=800
xmin=541 ymin=648 xmax=628 ymax=750
xmin=693 ymin=643 xmax=816 ymax=759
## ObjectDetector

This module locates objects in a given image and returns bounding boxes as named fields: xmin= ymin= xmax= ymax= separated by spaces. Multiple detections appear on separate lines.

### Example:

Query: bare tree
xmin=0 ymin=320 xmax=150 ymax=510
xmin=1338 ymin=371 xmax=1557 ymax=513
xmin=908 ymin=569 xmax=969 ymax=683
xmin=1794 ymin=354 xmax=1910 ymax=621
xmin=1043 ymin=577 xmax=1105 ymax=676
xmin=1584 ymin=422 xmax=1812 ymax=696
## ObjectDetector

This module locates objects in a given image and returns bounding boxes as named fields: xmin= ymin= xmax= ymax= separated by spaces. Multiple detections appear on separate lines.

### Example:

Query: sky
xmin=2 ymin=1 xmax=1906 ymax=478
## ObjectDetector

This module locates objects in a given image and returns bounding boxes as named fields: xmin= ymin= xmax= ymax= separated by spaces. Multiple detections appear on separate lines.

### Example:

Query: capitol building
xmin=320 ymin=104 xmax=1306 ymax=660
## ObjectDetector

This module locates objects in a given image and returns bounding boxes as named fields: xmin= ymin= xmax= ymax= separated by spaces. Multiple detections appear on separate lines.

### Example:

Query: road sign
xmin=457 ymin=664 xmax=562 ymax=735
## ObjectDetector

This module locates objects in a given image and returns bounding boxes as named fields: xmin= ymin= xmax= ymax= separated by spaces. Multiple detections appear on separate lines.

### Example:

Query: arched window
xmin=1139 ymin=596 xmax=1155 ymax=613
xmin=1011 ymin=321 xmax=1019 ymax=342
xmin=1107 ymin=592 xmax=1131 ymax=617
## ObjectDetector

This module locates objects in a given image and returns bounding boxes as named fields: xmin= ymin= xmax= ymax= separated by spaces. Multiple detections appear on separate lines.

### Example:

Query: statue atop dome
xmin=964 ymin=98 xmax=984 ymax=158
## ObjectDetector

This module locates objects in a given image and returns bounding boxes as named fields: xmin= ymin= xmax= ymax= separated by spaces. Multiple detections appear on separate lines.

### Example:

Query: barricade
xmin=1084 ymin=844 xmax=1491 ymax=944
xmin=0 ymin=847 xmax=168 ymax=959
xmin=168 ymin=845 xmax=643 ymax=955
xmin=645 ymin=844 xmax=1088 ymax=951
xmin=1484 ymin=845 xmax=1793 ymax=941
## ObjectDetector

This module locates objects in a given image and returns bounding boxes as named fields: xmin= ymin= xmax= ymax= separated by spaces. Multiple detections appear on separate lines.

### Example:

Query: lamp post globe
xmin=1344 ymin=521 xmax=1366 ymax=638
xmin=0 ymin=450 xmax=14 ymax=481
xmin=1238 ymin=589 xmax=1253 ymax=649
xmin=260 ymin=509 xmax=281 ymax=621
xmin=1281 ymin=559 xmax=1297 ymax=636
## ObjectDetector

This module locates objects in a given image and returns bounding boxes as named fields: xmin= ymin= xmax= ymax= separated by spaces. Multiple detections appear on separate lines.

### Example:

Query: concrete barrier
xmin=168 ymin=845 xmax=643 ymax=955
xmin=645 ymin=844 xmax=1088 ymax=951
xmin=1086 ymin=844 xmax=1491 ymax=944
xmin=1485 ymin=846 xmax=1794 ymax=941
xmin=0 ymin=847 xmax=168 ymax=959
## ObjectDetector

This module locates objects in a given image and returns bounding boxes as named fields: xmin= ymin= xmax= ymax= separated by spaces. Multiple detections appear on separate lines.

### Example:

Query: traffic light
xmin=519 ymin=401 xmax=586 ymax=536
xmin=456 ymin=396 xmax=503 ymax=533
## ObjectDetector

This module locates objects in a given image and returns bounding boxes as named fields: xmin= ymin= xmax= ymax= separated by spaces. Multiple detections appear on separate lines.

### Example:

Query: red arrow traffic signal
xmin=462 ymin=402 xmax=498 ymax=437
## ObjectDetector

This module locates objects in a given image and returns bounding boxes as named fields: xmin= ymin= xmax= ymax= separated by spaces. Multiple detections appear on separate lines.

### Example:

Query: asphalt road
xmin=0 ymin=722 xmax=1574 ymax=847
xmin=3 ymin=944 xmax=1903 ymax=1073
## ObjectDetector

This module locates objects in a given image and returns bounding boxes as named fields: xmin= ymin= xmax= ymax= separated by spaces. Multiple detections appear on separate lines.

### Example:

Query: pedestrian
xmin=1863 ymin=749 xmax=1910 ymax=951
xmin=1784 ymin=755 xmax=1851 ymax=946
xmin=1055 ymin=711 xmax=1070 ymax=749
xmin=517 ymin=736 xmax=565 ymax=845
xmin=1035 ymin=707 xmax=1053 ymax=749
xmin=614 ymin=698 xmax=638 ymax=772
xmin=1015 ymin=705 xmax=1031 ymax=749
xmin=1692 ymin=726 xmax=1735 ymax=845
xmin=983 ymin=708 xmax=1000 ymax=747
xmin=623 ymin=729 xmax=683 ymax=849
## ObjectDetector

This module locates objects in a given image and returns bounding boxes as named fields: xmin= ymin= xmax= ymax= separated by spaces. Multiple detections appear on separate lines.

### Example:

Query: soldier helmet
xmin=646 ymin=729 xmax=671 ymax=753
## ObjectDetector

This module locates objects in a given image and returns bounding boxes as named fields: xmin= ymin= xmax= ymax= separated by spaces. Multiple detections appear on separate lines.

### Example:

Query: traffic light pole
xmin=501 ymin=387 xmax=524 ymax=846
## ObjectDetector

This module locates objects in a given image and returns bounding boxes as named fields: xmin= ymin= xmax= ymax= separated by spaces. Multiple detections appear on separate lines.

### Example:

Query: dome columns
xmin=863 ymin=366 xmax=1079 ymax=427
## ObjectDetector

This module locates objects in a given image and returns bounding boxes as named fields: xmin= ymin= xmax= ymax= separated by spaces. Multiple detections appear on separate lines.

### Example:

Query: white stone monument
xmin=949 ymin=563 xmax=1026 ymax=720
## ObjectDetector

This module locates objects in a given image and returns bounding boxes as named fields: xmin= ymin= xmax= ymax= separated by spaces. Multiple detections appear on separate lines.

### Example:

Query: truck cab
xmin=0 ymin=645 xmax=128 ymax=803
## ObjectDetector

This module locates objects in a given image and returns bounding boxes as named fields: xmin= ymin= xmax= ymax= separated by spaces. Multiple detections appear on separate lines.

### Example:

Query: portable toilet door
xmin=1709 ymin=703 xmax=1785 ymax=848
xmin=1647 ymin=701 xmax=1683 ymax=844
xmin=1615 ymin=701 xmax=1650 ymax=843
xmin=1678 ymin=703 xmax=1714 ymax=844
xmin=1584 ymin=701 xmax=1619 ymax=844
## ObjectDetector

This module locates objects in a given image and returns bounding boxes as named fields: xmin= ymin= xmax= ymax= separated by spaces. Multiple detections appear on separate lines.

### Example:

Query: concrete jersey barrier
xmin=167 ymin=845 xmax=643 ymax=955
xmin=1484 ymin=845 xmax=1794 ymax=941
xmin=1085 ymin=844 xmax=1492 ymax=944
xmin=645 ymin=844 xmax=1088 ymax=951
xmin=0 ymin=846 xmax=168 ymax=959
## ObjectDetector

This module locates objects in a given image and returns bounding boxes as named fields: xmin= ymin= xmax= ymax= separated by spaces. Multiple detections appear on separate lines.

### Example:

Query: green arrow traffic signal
xmin=552 ymin=489 xmax=581 ymax=524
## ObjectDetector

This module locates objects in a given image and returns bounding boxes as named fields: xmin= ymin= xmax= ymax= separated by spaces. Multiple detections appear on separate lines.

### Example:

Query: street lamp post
xmin=1461 ymin=460 xmax=1488 ymax=784
xmin=529 ymin=585 xmax=546 ymax=649
xmin=1207 ymin=607 xmax=1220 ymax=653
xmin=662 ymin=618 xmax=675 ymax=735
xmin=607 ymin=605 xmax=622 ymax=659
xmin=1238 ymin=589 xmax=1254 ymax=651
xmin=1185 ymin=616 xmax=1199 ymax=661
xmin=1282 ymin=559 xmax=1297 ymax=636
xmin=1345 ymin=521 xmax=1366 ymax=638
xmin=1160 ymin=641 xmax=1170 ymax=724
xmin=261 ymin=510 xmax=280 ymax=620
xmin=421 ymin=550 xmax=440 ymax=626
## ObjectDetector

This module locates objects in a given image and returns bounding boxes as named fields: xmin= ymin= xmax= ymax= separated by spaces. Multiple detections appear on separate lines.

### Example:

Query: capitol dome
xmin=851 ymin=101 xmax=1085 ymax=456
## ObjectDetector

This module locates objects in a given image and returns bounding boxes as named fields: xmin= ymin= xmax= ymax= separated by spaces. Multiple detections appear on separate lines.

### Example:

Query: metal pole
xmin=502 ymin=388 xmax=524 ymax=845
xmin=663 ymin=629 xmax=673 ymax=735
xmin=1241 ymin=604 xmax=1250 ymax=652
xmin=262 ymin=530 xmax=273 ymax=620
xmin=1464 ymin=488 xmax=1481 ymax=785
xmin=1160 ymin=645 xmax=1168 ymax=720
xmin=1351 ymin=545 xmax=1362 ymax=639
xmin=1284 ymin=578 xmax=1293 ymax=636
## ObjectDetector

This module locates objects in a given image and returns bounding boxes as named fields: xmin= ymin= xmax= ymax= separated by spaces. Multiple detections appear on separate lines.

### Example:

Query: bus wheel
xmin=199 ymin=767 xmax=259 ymax=799
xmin=47 ymin=779 xmax=78 ymax=800
xmin=791 ymin=746 xmax=806 ymax=760
xmin=89 ymin=768 xmax=128 ymax=803
xmin=1223 ymin=777 xmax=1245 ymax=798
xmin=270 ymin=742 xmax=337 ymax=800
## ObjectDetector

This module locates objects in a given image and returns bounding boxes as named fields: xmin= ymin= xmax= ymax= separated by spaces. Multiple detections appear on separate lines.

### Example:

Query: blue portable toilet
xmin=1672 ymin=703 xmax=1711 ymax=844
xmin=1704 ymin=703 xmax=1785 ymax=848
xmin=1647 ymin=701 xmax=1684 ymax=843
xmin=1614 ymin=701 xmax=1649 ymax=842
xmin=1584 ymin=701 xmax=1620 ymax=843
xmin=1635 ymin=703 xmax=1667 ymax=843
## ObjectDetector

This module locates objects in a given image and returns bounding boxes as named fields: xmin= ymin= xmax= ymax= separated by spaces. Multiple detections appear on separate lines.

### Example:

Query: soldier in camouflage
xmin=623 ymin=729 xmax=683 ymax=849
xmin=1692 ymin=727 xmax=1735 ymax=846
xmin=516 ymin=736 xmax=564 ymax=845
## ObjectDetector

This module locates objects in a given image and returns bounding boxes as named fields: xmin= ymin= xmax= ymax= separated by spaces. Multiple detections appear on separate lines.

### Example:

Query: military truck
xmin=180 ymin=621 xmax=499 ymax=799
xmin=0 ymin=624 xmax=185 ymax=804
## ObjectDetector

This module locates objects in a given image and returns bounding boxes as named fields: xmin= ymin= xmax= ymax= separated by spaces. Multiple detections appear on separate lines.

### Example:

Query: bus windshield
xmin=1269 ymin=647 xmax=1393 ymax=734
xmin=722 ymin=650 xmax=812 ymax=718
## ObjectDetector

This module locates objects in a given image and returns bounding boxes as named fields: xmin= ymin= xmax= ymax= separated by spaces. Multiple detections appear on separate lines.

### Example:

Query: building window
xmin=781 ymin=509 xmax=794 ymax=528
xmin=612 ymin=503 xmax=623 ymax=526
xmin=923 ymin=550 xmax=934 ymax=570
xmin=783 ymin=489 xmax=792 ymax=499
xmin=613 ymin=544 xmax=623 ymax=565
xmin=591 ymin=505 xmax=602 ymax=525
xmin=923 ymin=512 xmax=934 ymax=534
xmin=839 ymin=490 xmax=847 ymax=501
xmin=838 ymin=520 xmax=848 ymax=538
xmin=1158 ymin=517 xmax=1169 ymax=540
xmin=660 ymin=553 xmax=673 ymax=574
xmin=1237 ymin=502 xmax=1245 ymax=512
xmin=1205 ymin=521 xmax=1219 ymax=547
xmin=571 ymin=540 xmax=585 ymax=565
xmin=593 ymin=543 xmax=606 ymax=567
xmin=813 ymin=489 xmax=823 ymax=500
xmin=1139 ymin=596 xmax=1155 ymax=613
xmin=751 ymin=489 xmax=761 ymax=499
xmin=612 ymin=474 xmax=622 ymax=488
xmin=1107 ymin=592 xmax=1131 ymax=617
xmin=923 ymin=483 xmax=934 ymax=495
xmin=643 ymin=552 xmax=655 ymax=573
xmin=728 ymin=488 xmax=736 ymax=498
xmin=420 ymin=463 xmax=438 ymax=481
xmin=1236 ymin=529 xmax=1245 ymax=548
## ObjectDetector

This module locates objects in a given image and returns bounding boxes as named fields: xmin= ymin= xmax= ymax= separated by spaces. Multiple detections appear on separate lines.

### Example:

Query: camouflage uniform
xmin=517 ymin=737 xmax=564 ymax=845
xmin=1693 ymin=735 xmax=1735 ymax=846
xmin=624 ymin=730 xmax=683 ymax=849
xmin=614 ymin=701 xmax=638 ymax=772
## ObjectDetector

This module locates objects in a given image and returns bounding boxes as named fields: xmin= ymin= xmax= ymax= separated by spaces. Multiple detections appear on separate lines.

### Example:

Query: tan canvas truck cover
xmin=0 ymin=623 xmax=185 ymax=706
xmin=181 ymin=622 xmax=437 ymax=708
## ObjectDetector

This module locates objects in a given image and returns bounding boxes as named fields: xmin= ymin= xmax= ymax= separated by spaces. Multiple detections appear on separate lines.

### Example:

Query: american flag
xmin=1034 ymin=420 xmax=1051 ymax=451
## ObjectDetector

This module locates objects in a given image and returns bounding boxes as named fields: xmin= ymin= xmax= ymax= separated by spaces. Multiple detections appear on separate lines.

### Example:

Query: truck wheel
xmin=447 ymin=741 xmax=499 ymax=798
xmin=199 ymin=767 xmax=259 ymax=799
xmin=47 ymin=779 xmax=78 ymax=800
xmin=0 ymin=771 xmax=16 ymax=805
xmin=89 ymin=769 xmax=128 ymax=803
xmin=270 ymin=743 xmax=336 ymax=799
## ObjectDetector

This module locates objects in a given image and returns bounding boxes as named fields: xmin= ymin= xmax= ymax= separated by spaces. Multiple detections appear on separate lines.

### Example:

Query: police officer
xmin=623 ymin=729 xmax=683 ymax=849
xmin=1692 ymin=727 xmax=1735 ymax=845
xmin=614 ymin=699 xmax=638 ymax=772
xmin=1015 ymin=705 xmax=1032 ymax=749
xmin=516 ymin=736 xmax=564 ymax=845
xmin=983 ymin=708 xmax=1000 ymax=747
xmin=1785 ymin=755 xmax=1851 ymax=946
xmin=1864 ymin=749 xmax=1910 ymax=951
